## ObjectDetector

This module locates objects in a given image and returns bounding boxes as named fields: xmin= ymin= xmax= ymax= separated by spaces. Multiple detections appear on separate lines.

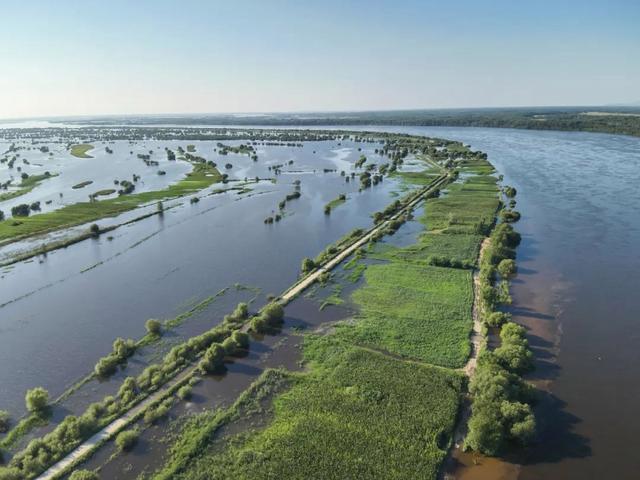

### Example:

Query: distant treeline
xmin=56 ymin=106 xmax=640 ymax=138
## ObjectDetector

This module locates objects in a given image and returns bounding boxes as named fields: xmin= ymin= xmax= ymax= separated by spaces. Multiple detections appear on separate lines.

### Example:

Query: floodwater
xmin=0 ymin=138 xmax=406 ymax=418
xmin=2 ymin=125 xmax=640 ymax=479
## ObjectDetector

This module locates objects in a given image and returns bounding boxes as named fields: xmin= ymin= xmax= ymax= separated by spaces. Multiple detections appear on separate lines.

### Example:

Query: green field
xmin=344 ymin=262 xmax=473 ymax=368
xmin=0 ymin=162 xmax=221 ymax=242
xmin=69 ymin=144 xmax=94 ymax=158
xmin=0 ymin=173 xmax=58 ymax=202
xmin=158 ymin=341 xmax=463 ymax=480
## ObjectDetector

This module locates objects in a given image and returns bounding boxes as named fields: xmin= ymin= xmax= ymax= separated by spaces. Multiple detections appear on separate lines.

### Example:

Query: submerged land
xmin=0 ymin=128 xmax=531 ymax=480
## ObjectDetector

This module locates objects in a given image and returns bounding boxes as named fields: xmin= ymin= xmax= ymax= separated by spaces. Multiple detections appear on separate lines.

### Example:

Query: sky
xmin=0 ymin=0 xmax=638 ymax=119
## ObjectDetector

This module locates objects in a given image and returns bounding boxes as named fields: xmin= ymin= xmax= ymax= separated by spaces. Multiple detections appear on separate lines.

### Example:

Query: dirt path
xmin=36 ymin=173 xmax=450 ymax=480
xmin=462 ymin=237 xmax=490 ymax=377
xmin=452 ymin=237 xmax=490 ymax=449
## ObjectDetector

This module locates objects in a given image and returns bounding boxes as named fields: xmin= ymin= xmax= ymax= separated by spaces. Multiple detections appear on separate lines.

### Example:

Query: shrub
xmin=500 ymin=210 xmax=521 ymax=223
xmin=199 ymin=343 xmax=225 ymax=374
xmin=113 ymin=338 xmax=136 ymax=359
xmin=231 ymin=331 xmax=250 ymax=349
xmin=503 ymin=186 xmax=517 ymax=198
xmin=0 ymin=210 xmax=4 ymax=222
xmin=145 ymin=319 xmax=162 ymax=336
xmin=301 ymin=257 xmax=316 ymax=274
xmin=115 ymin=429 xmax=138 ymax=452
xmin=25 ymin=387 xmax=49 ymax=414
xmin=221 ymin=337 xmax=239 ymax=356
xmin=94 ymin=355 xmax=120 ymax=377
xmin=89 ymin=224 xmax=100 ymax=236
xmin=494 ymin=344 xmax=533 ymax=373
xmin=485 ymin=311 xmax=511 ymax=328
xmin=0 ymin=467 xmax=22 ymax=480
xmin=118 ymin=377 xmax=138 ymax=405
xmin=0 ymin=409 xmax=9 ymax=433
xmin=231 ymin=303 xmax=249 ymax=320
xmin=177 ymin=385 xmax=192 ymax=400
xmin=144 ymin=404 xmax=169 ymax=425
xmin=497 ymin=259 xmax=517 ymax=277
xmin=69 ymin=470 xmax=99 ymax=480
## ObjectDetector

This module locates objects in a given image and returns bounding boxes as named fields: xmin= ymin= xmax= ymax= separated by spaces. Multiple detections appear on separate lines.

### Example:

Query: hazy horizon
xmin=1 ymin=0 xmax=638 ymax=119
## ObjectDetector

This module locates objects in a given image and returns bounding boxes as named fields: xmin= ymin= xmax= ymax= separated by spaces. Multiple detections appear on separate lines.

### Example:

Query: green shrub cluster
xmin=25 ymin=388 xmax=48 ymax=414
xmin=69 ymin=470 xmax=99 ymax=480
xmin=249 ymin=302 xmax=285 ymax=333
xmin=94 ymin=338 xmax=136 ymax=377
xmin=466 ymin=220 xmax=536 ymax=455
xmin=115 ymin=429 xmax=138 ymax=452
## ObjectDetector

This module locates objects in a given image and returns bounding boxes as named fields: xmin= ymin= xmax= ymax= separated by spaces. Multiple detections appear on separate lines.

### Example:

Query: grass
xmin=343 ymin=262 xmax=473 ymax=368
xmin=0 ymin=162 xmax=222 ymax=243
xmin=157 ymin=341 xmax=463 ymax=480
xmin=70 ymin=144 xmax=94 ymax=158
xmin=325 ymin=193 xmax=347 ymax=211
xmin=0 ymin=173 xmax=58 ymax=202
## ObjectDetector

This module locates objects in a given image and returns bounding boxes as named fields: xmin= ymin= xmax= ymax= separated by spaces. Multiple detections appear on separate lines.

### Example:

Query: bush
xmin=261 ymin=302 xmax=284 ymax=325
xmin=231 ymin=331 xmax=250 ymax=349
xmin=231 ymin=303 xmax=249 ymax=320
xmin=89 ymin=224 xmax=100 ymax=236
xmin=494 ymin=343 xmax=533 ymax=373
xmin=145 ymin=319 xmax=162 ymax=336
xmin=115 ymin=429 xmax=138 ymax=452
xmin=25 ymin=387 xmax=49 ymax=414
xmin=221 ymin=336 xmax=239 ymax=356
xmin=503 ymin=186 xmax=517 ymax=198
xmin=485 ymin=311 xmax=511 ymax=328
xmin=118 ymin=377 xmax=138 ymax=405
xmin=497 ymin=259 xmax=517 ymax=277
xmin=0 ymin=409 xmax=9 ymax=433
xmin=177 ymin=385 xmax=192 ymax=400
xmin=94 ymin=355 xmax=120 ymax=377
xmin=500 ymin=210 xmax=521 ymax=223
xmin=69 ymin=470 xmax=99 ymax=480
xmin=0 ymin=467 xmax=22 ymax=480
xmin=144 ymin=404 xmax=169 ymax=425
xmin=199 ymin=343 xmax=225 ymax=374
xmin=301 ymin=257 xmax=316 ymax=274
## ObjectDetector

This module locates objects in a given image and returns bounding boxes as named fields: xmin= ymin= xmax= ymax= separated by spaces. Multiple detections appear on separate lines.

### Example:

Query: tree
xmin=485 ymin=311 xmax=511 ymax=328
xmin=25 ymin=387 xmax=49 ymax=414
xmin=11 ymin=204 xmax=30 ymax=217
xmin=145 ymin=319 xmax=162 ymax=336
xmin=0 ymin=210 xmax=4 ymax=222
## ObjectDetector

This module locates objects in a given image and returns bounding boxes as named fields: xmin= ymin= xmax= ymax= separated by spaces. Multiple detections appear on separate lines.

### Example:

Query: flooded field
xmin=1 ymin=124 xmax=638 ymax=479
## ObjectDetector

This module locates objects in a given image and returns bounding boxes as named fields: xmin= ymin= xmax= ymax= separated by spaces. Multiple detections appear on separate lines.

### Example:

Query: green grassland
xmin=344 ymin=262 xmax=473 ymax=368
xmin=0 ymin=173 xmax=58 ymax=202
xmin=69 ymin=144 xmax=94 ymax=158
xmin=0 ymin=162 xmax=221 ymax=242
xmin=157 ymin=340 xmax=463 ymax=480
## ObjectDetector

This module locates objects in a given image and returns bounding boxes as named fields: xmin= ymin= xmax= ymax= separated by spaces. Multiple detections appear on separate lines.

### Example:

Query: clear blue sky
xmin=1 ymin=0 xmax=638 ymax=118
